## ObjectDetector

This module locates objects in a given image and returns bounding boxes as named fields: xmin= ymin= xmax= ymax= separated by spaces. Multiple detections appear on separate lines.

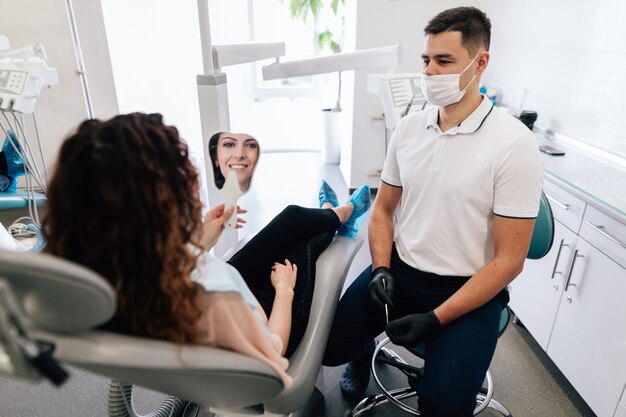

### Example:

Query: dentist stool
xmin=347 ymin=191 xmax=554 ymax=416
xmin=0 ymin=233 xmax=363 ymax=416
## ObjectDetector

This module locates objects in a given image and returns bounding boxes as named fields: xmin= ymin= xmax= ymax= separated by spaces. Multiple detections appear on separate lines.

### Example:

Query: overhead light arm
xmin=261 ymin=45 xmax=402 ymax=80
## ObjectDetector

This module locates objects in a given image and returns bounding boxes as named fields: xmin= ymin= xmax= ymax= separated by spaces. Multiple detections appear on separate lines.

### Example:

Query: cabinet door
xmin=547 ymin=238 xmax=626 ymax=417
xmin=509 ymin=220 xmax=577 ymax=350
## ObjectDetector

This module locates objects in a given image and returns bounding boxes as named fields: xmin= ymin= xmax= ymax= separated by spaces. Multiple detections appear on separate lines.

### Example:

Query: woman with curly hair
xmin=42 ymin=113 xmax=371 ymax=387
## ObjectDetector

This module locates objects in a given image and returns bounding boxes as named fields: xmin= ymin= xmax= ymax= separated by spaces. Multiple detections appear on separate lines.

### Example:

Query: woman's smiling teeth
xmin=229 ymin=163 xmax=248 ymax=170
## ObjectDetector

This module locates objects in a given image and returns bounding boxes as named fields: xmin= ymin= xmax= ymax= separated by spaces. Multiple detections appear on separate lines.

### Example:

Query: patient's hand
xmin=199 ymin=204 xmax=247 ymax=250
xmin=270 ymin=259 xmax=297 ymax=292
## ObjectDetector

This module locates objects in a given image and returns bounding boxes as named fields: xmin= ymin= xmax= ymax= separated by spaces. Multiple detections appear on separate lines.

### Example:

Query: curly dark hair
xmin=43 ymin=113 xmax=204 ymax=344
xmin=425 ymin=7 xmax=491 ymax=54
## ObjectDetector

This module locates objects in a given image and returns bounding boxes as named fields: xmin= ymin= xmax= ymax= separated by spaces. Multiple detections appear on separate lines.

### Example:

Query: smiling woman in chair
xmin=42 ymin=113 xmax=371 ymax=387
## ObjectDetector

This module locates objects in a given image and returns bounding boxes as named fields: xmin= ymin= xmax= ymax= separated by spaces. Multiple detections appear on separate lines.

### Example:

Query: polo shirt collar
xmin=426 ymin=95 xmax=494 ymax=134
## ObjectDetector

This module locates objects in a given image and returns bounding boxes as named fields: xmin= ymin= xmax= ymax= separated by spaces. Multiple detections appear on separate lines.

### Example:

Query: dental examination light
xmin=261 ymin=45 xmax=402 ymax=81
xmin=0 ymin=35 xmax=59 ymax=231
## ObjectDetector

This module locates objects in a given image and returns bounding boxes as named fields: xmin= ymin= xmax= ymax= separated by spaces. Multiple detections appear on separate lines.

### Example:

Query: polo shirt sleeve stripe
xmin=381 ymin=179 xmax=402 ymax=188
xmin=494 ymin=213 xmax=538 ymax=220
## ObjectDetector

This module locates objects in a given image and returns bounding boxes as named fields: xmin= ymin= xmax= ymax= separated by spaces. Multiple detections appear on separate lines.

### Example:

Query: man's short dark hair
xmin=424 ymin=7 xmax=491 ymax=54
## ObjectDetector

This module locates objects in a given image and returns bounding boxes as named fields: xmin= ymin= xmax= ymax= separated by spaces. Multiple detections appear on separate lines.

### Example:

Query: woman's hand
xmin=268 ymin=259 xmax=297 ymax=355
xmin=199 ymin=204 xmax=247 ymax=250
xmin=270 ymin=259 xmax=297 ymax=293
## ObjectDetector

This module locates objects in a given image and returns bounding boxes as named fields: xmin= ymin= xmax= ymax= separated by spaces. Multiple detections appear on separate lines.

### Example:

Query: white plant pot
xmin=321 ymin=108 xmax=342 ymax=164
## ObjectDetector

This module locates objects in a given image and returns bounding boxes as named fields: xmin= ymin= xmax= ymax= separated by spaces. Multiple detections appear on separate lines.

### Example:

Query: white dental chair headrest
xmin=0 ymin=250 xmax=116 ymax=333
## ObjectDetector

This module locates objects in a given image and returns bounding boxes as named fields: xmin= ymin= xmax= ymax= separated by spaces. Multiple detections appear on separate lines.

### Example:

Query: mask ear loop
xmin=459 ymin=54 xmax=481 ymax=92
xmin=461 ymin=73 xmax=478 ymax=93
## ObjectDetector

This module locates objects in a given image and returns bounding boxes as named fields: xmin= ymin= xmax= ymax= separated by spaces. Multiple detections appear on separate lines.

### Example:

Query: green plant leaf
xmin=330 ymin=40 xmax=341 ymax=54
xmin=288 ymin=0 xmax=310 ymax=21
xmin=309 ymin=0 xmax=322 ymax=18
xmin=330 ymin=0 xmax=345 ymax=15
xmin=318 ymin=30 xmax=332 ymax=49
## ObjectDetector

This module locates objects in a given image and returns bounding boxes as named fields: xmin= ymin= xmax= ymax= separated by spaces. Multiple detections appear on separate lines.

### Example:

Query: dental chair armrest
xmin=265 ymin=235 xmax=363 ymax=413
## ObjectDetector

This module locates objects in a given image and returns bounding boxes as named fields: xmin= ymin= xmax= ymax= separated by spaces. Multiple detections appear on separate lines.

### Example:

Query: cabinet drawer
xmin=544 ymin=181 xmax=586 ymax=233
xmin=580 ymin=206 xmax=626 ymax=269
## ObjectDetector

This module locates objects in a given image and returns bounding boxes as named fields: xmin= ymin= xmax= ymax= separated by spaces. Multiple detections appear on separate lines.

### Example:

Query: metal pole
xmin=197 ymin=0 xmax=215 ymax=75
xmin=64 ymin=0 xmax=95 ymax=119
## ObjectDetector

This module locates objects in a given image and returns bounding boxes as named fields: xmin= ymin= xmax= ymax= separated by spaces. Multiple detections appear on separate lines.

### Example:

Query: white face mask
xmin=420 ymin=55 xmax=479 ymax=107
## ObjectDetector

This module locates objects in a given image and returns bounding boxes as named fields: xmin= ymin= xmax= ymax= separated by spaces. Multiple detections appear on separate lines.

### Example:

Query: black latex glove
xmin=368 ymin=266 xmax=394 ymax=308
xmin=385 ymin=311 xmax=441 ymax=347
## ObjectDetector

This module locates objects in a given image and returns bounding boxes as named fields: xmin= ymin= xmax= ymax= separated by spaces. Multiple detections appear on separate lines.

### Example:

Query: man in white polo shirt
xmin=323 ymin=6 xmax=544 ymax=416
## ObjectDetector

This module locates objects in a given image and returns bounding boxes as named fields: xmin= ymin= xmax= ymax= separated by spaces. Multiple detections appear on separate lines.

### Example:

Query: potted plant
xmin=280 ymin=0 xmax=345 ymax=163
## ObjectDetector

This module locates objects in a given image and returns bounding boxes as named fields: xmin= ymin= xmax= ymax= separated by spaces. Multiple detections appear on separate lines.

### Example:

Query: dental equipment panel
xmin=0 ymin=36 xmax=59 ymax=234
xmin=0 ymin=38 xmax=58 ymax=114
xmin=0 ymin=58 xmax=59 ymax=114
xmin=367 ymin=73 xmax=425 ymax=129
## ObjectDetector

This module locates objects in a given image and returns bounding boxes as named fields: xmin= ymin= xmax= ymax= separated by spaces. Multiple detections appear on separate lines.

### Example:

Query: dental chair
xmin=347 ymin=191 xmax=554 ymax=417
xmin=0 ymin=233 xmax=363 ymax=417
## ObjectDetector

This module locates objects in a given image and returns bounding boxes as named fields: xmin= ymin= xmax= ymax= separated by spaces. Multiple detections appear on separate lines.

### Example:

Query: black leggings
xmin=227 ymin=205 xmax=341 ymax=356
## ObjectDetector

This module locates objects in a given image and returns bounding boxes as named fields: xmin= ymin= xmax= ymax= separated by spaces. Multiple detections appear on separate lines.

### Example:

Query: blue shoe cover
xmin=337 ymin=184 xmax=371 ymax=238
xmin=319 ymin=179 xmax=340 ymax=208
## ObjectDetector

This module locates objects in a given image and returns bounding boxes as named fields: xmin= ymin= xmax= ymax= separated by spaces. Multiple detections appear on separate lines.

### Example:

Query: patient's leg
xmin=227 ymin=205 xmax=341 ymax=289
xmin=227 ymin=205 xmax=341 ymax=355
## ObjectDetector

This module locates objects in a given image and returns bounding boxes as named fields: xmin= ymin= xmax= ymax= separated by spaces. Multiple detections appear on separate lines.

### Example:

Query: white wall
xmin=0 ymin=0 xmax=118 ymax=170
xmin=100 ymin=0 xmax=211 ymax=157
xmin=346 ymin=0 xmax=466 ymax=189
xmin=478 ymin=0 xmax=626 ymax=160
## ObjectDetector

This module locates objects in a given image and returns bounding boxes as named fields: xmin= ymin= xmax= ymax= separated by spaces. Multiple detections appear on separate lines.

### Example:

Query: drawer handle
xmin=585 ymin=221 xmax=626 ymax=249
xmin=546 ymin=194 xmax=570 ymax=211
xmin=564 ymin=250 xmax=583 ymax=291
xmin=550 ymin=239 xmax=569 ymax=279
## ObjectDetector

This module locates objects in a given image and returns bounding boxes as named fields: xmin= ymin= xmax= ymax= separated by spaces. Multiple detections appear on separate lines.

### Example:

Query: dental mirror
xmin=209 ymin=132 xmax=260 ymax=229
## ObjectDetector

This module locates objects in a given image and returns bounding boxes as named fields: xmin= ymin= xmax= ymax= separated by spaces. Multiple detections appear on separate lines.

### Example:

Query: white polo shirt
xmin=381 ymin=95 xmax=544 ymax=277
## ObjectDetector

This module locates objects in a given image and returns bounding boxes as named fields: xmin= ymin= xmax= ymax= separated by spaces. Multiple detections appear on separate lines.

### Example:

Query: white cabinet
xmin=543 ymin=181 xmax=587 ymax=234
xmin=510 ymin=220 xmax=577 ymax=349
xmin=546 ymin=238 xmax=626 ymax=417
xmin=512 ymin=179 xmax=626 ymax=417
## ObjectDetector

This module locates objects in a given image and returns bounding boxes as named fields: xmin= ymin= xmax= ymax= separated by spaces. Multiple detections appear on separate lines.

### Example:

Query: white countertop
xmin=535 ymin=132 xmax=626 ymax=224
